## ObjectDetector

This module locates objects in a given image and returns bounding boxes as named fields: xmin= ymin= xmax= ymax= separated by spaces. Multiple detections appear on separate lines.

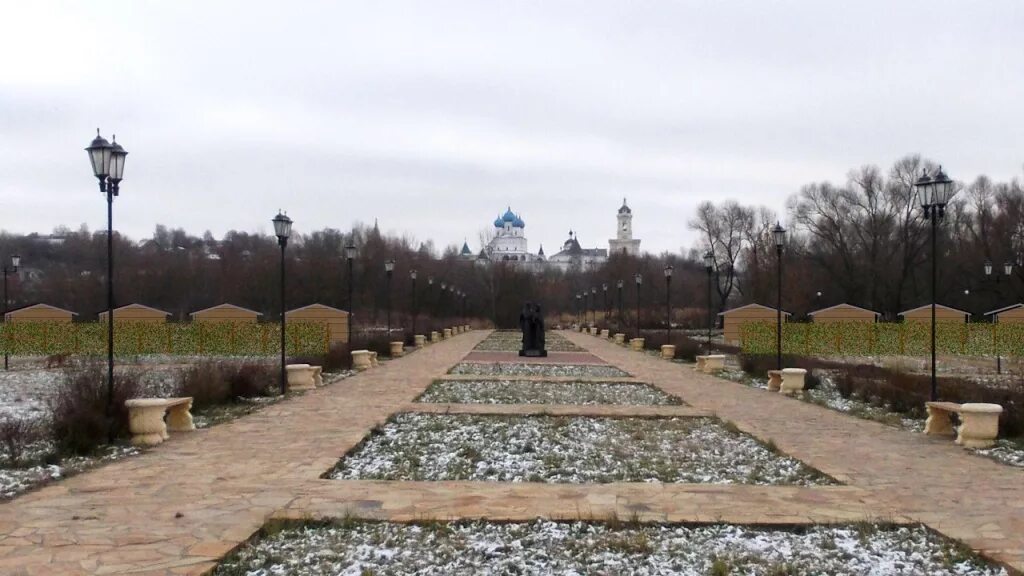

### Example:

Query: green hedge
xmin=740 ymin=321 xmax=1024 ymax=357
xmin=0 ymin=322 xmax=329 ymax=356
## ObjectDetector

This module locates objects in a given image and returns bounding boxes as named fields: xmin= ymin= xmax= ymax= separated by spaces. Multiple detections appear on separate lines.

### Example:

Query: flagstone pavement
xmin=0 ymin=329 xmax=1021 ymax=574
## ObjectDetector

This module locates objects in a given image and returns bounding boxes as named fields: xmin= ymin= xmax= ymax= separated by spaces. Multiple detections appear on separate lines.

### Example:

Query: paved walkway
xmin=1 ymin=329 xmax=1022 ymax=574
xmin=563 ymin=330 xmax=1024 ymax=573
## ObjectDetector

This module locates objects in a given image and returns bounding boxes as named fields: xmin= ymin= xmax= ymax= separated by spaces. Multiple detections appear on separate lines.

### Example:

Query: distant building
xmin=469 ymin=200 xmax=640 ymax=271
xmin=808 ymin=303 xmax=880 ymax=324
xmin=189 ymin=304 xmax=262 ymax=323
xmin=285 ymin=304 xmax=350 ymax=343
xmin=899 ymin=304 xmax=970 ymax=323
xmin=4 ymin=303 xmax=76 ymax=323
xmin=984 ymin=303 xmax=1024 ymax=324
xmin=98 ymin=303 xmax=171 ymax=323
xmin=718 ymin=304 xmax=791 ymax=345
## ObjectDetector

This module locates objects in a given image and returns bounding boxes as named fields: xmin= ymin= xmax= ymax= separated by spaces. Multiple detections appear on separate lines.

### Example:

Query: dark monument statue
xmin=519 ymin=302 xmax=547 ymax=357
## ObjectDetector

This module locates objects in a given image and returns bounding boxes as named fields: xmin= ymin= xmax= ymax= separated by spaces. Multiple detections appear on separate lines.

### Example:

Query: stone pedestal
xmin=661 ymin=345 xmax=676 ymax=359
xmin=780 ymin=368 xmax=807 ymax=395
xmin=614 ymin=333 xmax=626 ymax=344
xmin=443 ymin=328 xmax=453 ymax=339
xmin=165 ymin=399 xmax=195 ymax=431
xmin=766 ymin=370 xmax=782 ymax=392
xmin=369 ymin=351 xmax=379 ymax=367
xmin=414 ymin=335 xmax=426 ymax=348
xmin=286 ymin=364 xmax=317 ymax=390
xmin=696 ymin=354 xmax=726 ymax=373
xmin=352 ymin=350 xmax=372 ymax=371
xmin=600 ymin=329 xmax=610 ymax=339
xmin=389 ymin=341 xmax=404 ymax=357
xmin=630 ymin=338 xmax=645 ymax=351
xmin=430 ymin=331 xmax=440 ymax=343
xmin=957 ymin=403 xmax=1003 ymax=448
xmin=126 ymin=399 xmax=170 ymax=446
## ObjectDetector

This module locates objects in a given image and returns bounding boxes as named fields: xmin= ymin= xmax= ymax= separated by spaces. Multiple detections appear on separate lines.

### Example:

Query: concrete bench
xmin=286 ymin=364 xmax=322 ymax=390
xmin=630 ymin=337 xmax=645 ymax=351
xmin=125 ymin=397 xmax=194 ymax=446
xmin=661 ymin=345 xmax=675 ymax=359
xmin=600 ymin=329 xmax=610 ymax=339
xmin=695 ymin=355 xmax=726 ymax=373
xmin=779 ymin=368 xmax=807 ymax=395
xmin=443 ymin=328 xmax=452 ymax=339
xmin=414 ymin=334 xmax=426 ymax=348
xmin=430 ymin=331 xmax=440 ymax=343
xmin=613 ymin=333 xmax=626 ymax=345
xmin=389 ymin=341 xmax=404 ymax=357
xmin=925 ymin=402 xmax=1003 ymax=448
xmin=766 ymin=370 xmax=783 ymax=392
xmin=370 ymin=351 xmax=379 ymax=367
xmin=352 ymin=349 xmax=372 ymax=371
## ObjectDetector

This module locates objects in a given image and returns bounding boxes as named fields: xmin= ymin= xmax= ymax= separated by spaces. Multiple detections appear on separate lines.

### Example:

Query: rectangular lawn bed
xmin=473 ymin=330 xmax=583 ymax=352
xmin=449 ymin=362 xmax=629 ymax=378
xmin=328 ymin=413 xmax=832 ymax=485
xmin=417 ymin=379 xmax=682 ymax=405
xmin=214 ymin=519 xmax=1007 ymax=576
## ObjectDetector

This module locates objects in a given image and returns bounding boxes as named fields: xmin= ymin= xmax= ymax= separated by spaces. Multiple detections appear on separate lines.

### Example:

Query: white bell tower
xmin=608 ymin=198 xmax=641 ymax=256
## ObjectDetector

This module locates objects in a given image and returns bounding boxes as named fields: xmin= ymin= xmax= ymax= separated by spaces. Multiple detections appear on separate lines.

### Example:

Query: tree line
xmin=1 ymin=153 xmax=1021 ymax=329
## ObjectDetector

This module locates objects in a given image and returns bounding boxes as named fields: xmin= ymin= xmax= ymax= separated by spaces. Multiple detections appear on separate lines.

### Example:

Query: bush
xmin=0 ymin=416 xmax=40 ymax=465
xmin=640 ymin=331 xmax=705 ymax=362
xmin=289 ymin=341 xmax=352 ymax=372
xmin=737 ymin=354 xmax=822 ymax=391
xmin=178 ymin=361 xmax=232 ymax=408
xmin=229 ymin=363 xmax=276 ymax=398
xmin=48 ymin=361 xmax=141 ymax=456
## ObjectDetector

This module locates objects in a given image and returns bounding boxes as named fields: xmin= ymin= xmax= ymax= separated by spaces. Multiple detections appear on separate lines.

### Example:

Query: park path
xmin=561 ymin=330 xmax=1024 ymax=573
xmin=0 ymin=329 xmax=1021 ymax=574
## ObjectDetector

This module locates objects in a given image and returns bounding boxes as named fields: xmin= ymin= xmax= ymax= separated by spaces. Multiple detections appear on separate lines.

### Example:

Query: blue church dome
xmin=513 ymin=215 xmax=525 ymax=228
xmin=493 ymin=215 xmax=503 ymax=228
xmin=502 ymin=207 xmax=517 ymax=222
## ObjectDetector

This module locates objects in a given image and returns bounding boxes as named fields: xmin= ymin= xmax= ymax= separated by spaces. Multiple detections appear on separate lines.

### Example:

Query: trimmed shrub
xmin=178 ymin=361 xmax=232 ymax=408
xmin=229 ymin=363 xmax=276 ymax=398
xmin=48 ymin=361 xmax=141 ymax=455
xmin=0 ymin=416 xmax=40 ymax=466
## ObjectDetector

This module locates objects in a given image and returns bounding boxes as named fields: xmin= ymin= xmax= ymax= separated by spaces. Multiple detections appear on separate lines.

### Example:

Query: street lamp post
xmin=85 ymin=129 xmax=127 ymax=440
xmin=3 ymin=255 xmax=20 ymax=370
xmin=440 ymin=282 xmax=447 ymax=321
xmin=916 ymin=166 xmax=956 ymax=401
xmin=703 ymin=251 xmax=715 ymax=353
xmin=272 ymin=212 xmax=293 ymax=395
xmin=617 ymin=280 xmax=624 ymax=333
xmin=576 ymin=293 xmax=582 ymax=326
xmin=410 ymin=269 xmax=418 ymax=338
xmin=634 ymin=273 xmax=643 ymax=340
xmin=602 ymin=283 xmax=608 ymax=324
xmin=983 ymin=260 xmax=1013 ymax=374
xmin=664 ymin=265 xmax=673 ymax=343
xmin=773 ymin=223 xmax=787 ymax=371
xmin=427 ymin=276 xmax=434 ymax=325
xmin=591 ymin=287 xmax=598 ymax=326
xmin=345 ymin=244 xmax=357 ymax=345
xmin=385 ymin=260 xmax=395 ymax=339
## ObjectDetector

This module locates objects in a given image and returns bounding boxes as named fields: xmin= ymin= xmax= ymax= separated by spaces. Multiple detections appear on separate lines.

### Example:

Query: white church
xmin=463 ymin=199 xmax=641 ymax=271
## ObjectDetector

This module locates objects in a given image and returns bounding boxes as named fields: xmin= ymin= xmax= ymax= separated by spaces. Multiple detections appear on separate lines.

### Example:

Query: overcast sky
xmin=1 ymin=1 xmax=1022 ymax=255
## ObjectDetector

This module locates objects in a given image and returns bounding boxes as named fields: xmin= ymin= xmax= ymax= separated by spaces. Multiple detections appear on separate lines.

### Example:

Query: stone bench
xmin=286 ymin=363 xmax=322 ymax=390
xmin=613 ymin=333 xmax=625 ymax=345
xmin=630 ymin=337 xmax=645 ymax=351
xmin=125 ymin=397 xmax=194 ymax=446
xmin=925 ymin=402 xmax=1003 ymax=448
xmin=414 ymin=334 xmax=426 ymax=348
xmin=695 ymin=354 xmax=726 ymax=373
xmin=779 ymin=368 xmax=807 ymax=395
xmin=766 ymin=370 xmax=783 ymax=392
xmin=389 ymin=341 xmax=404 ymax=357
xmin=352 ymin=349 xmax=372 ymax=371
xmin=600 ymin=329 xmax=610 ymax=339
xmin=661 ymin=345 xmax=675 ymax=359
xmin=370 ymin=351 xmax=379 ymax=367
xmin=443 ymin=328 xmax=452 ymax=339
xmin=430 ymin=331 xmax=440 ymax=343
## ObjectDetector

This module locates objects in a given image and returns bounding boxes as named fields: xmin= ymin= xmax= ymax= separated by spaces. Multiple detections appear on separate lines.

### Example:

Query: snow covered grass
xmin=214 ymin=519 xmax=1006 ymax=576
xmin=720 ymin=369 xmax=1024 ymax=469
xmin=0 ymin=442 xmax=137 ymax=499
xmin=449 ymin=362 xmax=630 ymax=378
xmin=329 ymin=413 xmax=832 ymax=485
xmin=473 ymin=330 xmax=583 ymax=352
xmin=417 ymin=379 xmax=681 ymax=405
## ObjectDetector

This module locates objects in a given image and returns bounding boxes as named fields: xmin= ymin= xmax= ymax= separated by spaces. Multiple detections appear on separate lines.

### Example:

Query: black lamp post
xmin=664 ymin=265 xmax=673 ymax=343
xmin=85 ymin=129 xmax=127 ymax=439
xmin=3 ymin=254 xmax=20 ymax=370
xmin=617 ymin=280 xmax=624 ymax=333
xmin=440 ymin=282 xmax=447 ymax=320
xmin=345 ymin=244 xmax=357 ymax=345
xmin=703 ymin=250 xmax=715 ymax=352
xmin=602 ymin=283 xmax=609 ymax=324
xmin=385 ymin=260 xmax=394 ymax=339
xmin=634 ymin=273 xmax=643 ymax=340
xmin=916 ymin=166 xmax=956 ymax=401
xmin=591 ymin=287 xmax=598 ymax=326
xmin=576 ymin=293 xmax=582 ymax=326
xmin=427 ymin=276 xmax=434 ymax=323
xmin=410 ymin=269 xmax=418 ymax=338
xmin=272 ymin=211 xmax=293 ymax=395
xmin=983 ymin=260 xmax=1013 ymax=374
xmin=773 ymin=223 xmax=787 ymax=371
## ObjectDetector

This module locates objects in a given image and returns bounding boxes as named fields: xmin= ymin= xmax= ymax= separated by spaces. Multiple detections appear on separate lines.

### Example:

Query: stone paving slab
xmin=563 ymin=330 xmax=1024 ymax=573
xmin=406 ymin=403 xmax=711 ymax=418
xmin=0 ymin=333 xmax=488 ymax=575
xmin=461 ymin=351 xmax=606 ymax=364
xmin=281 ymin=480 xmax=894 ymax=525
xmin=438 ymin=374 xmax=646 ymax=384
